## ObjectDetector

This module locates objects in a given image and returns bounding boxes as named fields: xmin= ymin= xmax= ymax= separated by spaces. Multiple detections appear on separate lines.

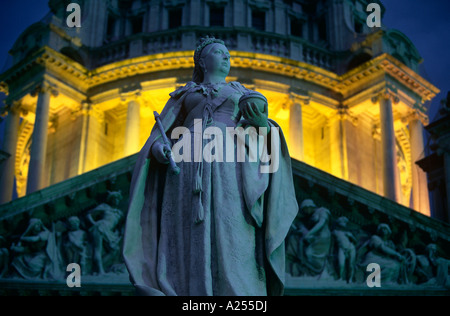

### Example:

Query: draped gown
xmin=123 ymin=81 xmax=298 ymax=296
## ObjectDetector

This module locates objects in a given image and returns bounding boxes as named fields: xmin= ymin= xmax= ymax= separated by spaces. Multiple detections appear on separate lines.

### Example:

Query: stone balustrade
xmin=87 ymin=27 xmax=337 ymax=71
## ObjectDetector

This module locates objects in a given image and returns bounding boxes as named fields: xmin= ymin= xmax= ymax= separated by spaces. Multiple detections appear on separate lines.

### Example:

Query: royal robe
xmin=123 ymin=81 xmax=298 ymax=296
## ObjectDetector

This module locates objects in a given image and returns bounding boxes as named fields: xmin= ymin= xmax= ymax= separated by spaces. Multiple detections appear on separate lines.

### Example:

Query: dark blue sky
xmin=0 ymin=0 xmax=449 ymax=139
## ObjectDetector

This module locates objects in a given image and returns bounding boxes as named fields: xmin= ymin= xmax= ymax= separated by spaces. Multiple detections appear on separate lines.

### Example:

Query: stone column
xmin=124 ymin=99 xmax=141 ymax=156
xmin=289 ymin=93 xmax=307 ymax=161
xmin=74 ymin=101 xmax=91 ymax=175
xmin=273 ymin=0 xmax=285 ymax=34
xmin=376 ymin=92 xmax=401 ymax=203
xmin=148 ymin=1 xmax=160 ymax=32
xmin=73 ymin=101 xmax=104 ymax=174
xmin=332 ymin=108 xmax=354 ymax=181
xmin=372 ymin=124 xmax=382 ymax=195
xmin=409 ymin=115 xmax=431 ymax=215
xmin=328 ymin=107 xmax=355 ymax=181
xmin=26 ymin=83 xmax=58 ymax=194
xmin=190 ymin=0 xmax=201 ymax=25
xmin=233 ymin=0 xmax=246 ymax=27
xmin=0 ymin=102 xmax=21 ymax=204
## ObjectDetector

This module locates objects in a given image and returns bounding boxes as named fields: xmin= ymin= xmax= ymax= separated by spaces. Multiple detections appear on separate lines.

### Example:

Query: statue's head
xmin=300 ymin=199 xmax=316 ymax=216
xmin=67 ymin=216 xmax=81 ymax=230
xmin=376 ymin=223 xmax=392 ymax=238
xmin=336 ymin=216 xmax=349 ymax=228
xmin=192 ymin=36 xmax=229 ymax=83
xmin=28 ymin=218 xmax=43 ymax=234
xmin=107 ymin=190 xmax=123 ymax=206
xmin=425 ymin=243 xmax=437 ymax=256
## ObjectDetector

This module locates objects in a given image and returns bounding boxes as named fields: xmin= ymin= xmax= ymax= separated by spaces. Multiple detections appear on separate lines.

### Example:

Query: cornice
xmin=339 ymin=54 xmax=439 ymax=102
xmin=0 ymin=48 xmax=439 ymax=118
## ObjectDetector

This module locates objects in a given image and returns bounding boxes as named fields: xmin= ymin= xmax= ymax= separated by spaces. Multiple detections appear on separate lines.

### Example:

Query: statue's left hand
xmin=243 ymin=102 xmax=270 ymax=131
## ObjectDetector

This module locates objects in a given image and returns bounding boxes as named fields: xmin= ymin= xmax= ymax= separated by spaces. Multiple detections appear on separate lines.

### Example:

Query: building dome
xmin=0 ymin=0 xmax=440 ymax=216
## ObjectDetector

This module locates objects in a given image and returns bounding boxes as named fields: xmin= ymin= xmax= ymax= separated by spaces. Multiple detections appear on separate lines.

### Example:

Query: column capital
xmin=71 ymin=101 xmax=104 ymax=124
xmin=120 ymin=90 xmax=142 ymax=104
xmin=289 ymin=91 xmax=310 ymax=106
xmin=371 ymin=89 xmax=400 ymax=105
xmin=0 ymin=100 xmax=22 ymax=117
xmin=402 ymin=109 xmax=429 ymax=126
xmin=0 ymin=82 xmax=9 ymax=95
xmin=119 ymin=83 xmax=142 ymax=103
xmin=337 ymin=105 xmax=358 ymax=126
xmin=10 ymin=100 xmax=23 ymax=114
xmin=31 ymin=81 xmax=59 ymax=98
xmin=71 ymin=101 xmax=90 ymax=118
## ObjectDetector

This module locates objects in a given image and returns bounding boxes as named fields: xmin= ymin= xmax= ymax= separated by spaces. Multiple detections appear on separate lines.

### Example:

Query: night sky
xmin=0 ymin=0 xmax=449 ymax=146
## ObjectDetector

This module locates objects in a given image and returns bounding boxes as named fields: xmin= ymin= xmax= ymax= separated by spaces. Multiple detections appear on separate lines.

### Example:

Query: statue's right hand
xmin=151 ymin=141 xmax=171 ymax=164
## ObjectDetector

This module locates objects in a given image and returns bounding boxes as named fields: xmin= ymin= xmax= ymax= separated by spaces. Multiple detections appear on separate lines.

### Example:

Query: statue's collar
xmin=198 ymin=81 xmax=229 ymax=97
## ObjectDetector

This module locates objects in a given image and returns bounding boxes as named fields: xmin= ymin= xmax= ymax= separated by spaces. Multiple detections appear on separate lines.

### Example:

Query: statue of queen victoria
xmin=123 ymin=36 xmax=298 ymax=296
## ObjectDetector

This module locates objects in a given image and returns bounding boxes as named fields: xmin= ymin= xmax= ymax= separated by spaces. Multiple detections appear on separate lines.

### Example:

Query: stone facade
xmin=0 ymin=0 xmax=440 ymax=216
xmin=0 ymin=155 xmax=448 ymax=295
xmin=0 ymin=0 xmax=448 ymax=295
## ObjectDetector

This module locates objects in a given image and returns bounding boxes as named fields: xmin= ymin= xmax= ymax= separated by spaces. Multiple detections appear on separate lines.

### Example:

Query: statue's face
xmin=200 ymin=43 xmax=230 ymax=77
xmin=428 ymin=245 xmax=437 ymax=255
xmin=302 ymin=206 xmax=315 ymax=216
xmin=379 ymin=226 xmax=390 ymax=238
xmin=68 ymin=217 xmax=80 ymax=230
xmin=32 ymin=221 xmax=42 ymax=233
xmin=337 ymin=217 xmax=348 ymax=227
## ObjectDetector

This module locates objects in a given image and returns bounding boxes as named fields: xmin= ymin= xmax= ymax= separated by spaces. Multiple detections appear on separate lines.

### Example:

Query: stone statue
xmin=62 ymin=216 xmax=88 ymax=272
xmin=416 ymin=244 xmax=450 ymax=287
xmin=0 ymin=236 xmax=9 ymax=278
xmin=123 ymin=36 xmax=298 ymax=296
xmin=87 ymin=191 xmax=124 ymax=275
xmin=10 ymin=218 xmax=61 ymax=279
xmin=286 ymin=199 xmax=331 ymax=277
xmin=332 ymin=216 xmax=356 ymax=283
xmin=358 ymin=223 xmax=413 ymax=284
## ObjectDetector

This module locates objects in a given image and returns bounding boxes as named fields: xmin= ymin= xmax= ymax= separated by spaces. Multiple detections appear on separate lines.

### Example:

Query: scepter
xmin=153 ymin=111 xmax=181 ymax=175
